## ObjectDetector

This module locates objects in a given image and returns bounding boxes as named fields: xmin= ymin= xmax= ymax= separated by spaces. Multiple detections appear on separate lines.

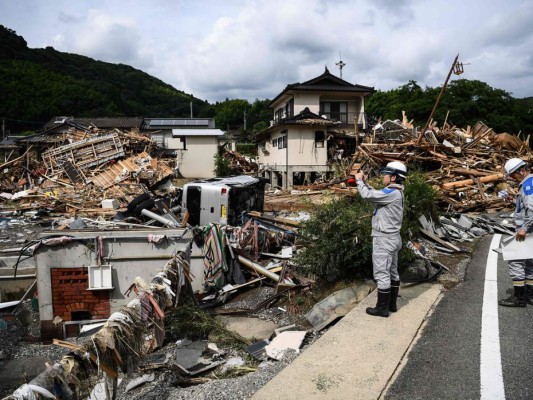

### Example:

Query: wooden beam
xmin=441 ymin=173 xmax=504 ymax=190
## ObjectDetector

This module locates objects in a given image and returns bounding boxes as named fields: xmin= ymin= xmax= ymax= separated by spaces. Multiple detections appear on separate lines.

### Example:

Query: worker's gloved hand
xmin=516 ymin=229 xmax=526 ymax=242
xmin=354 ymin=172 xmax=365 ymax=181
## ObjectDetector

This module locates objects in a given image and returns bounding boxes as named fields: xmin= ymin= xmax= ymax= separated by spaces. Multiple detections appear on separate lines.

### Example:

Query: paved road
xmin=385 ymin=234 xmax=533 ymax=400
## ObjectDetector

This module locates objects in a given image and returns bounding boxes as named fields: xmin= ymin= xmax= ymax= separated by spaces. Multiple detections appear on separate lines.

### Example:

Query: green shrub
xmin=295 ymin=171 xmax=438 ymax=281
xmin=214 ymin=152 xmax=234 ymax=177
xmin=402 ymin=170 xmax=439 ymax=239
xmin=295 ymin=196 xmax=374 ymax=281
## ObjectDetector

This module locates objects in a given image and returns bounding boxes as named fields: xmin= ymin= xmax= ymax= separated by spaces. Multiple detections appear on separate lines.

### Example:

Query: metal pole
xmin=416 ymin=54 xmax=459 ymax=145
xmin=141 ymin=209 xmax=178 ymax=227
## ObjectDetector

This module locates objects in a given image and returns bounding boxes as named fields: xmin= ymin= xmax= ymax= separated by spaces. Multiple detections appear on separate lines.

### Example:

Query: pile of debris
xmin=219 ymin=146 xmax=258 ymax=175
xmin=349 ymin=119 xmax=532 ymax=213
xmin=0 ymin=127 xmax=175 ymax=217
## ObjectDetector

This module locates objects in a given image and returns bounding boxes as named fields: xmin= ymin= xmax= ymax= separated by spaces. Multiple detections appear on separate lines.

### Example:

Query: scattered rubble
xmin=0 ymin=113 xmax=530 ymax=399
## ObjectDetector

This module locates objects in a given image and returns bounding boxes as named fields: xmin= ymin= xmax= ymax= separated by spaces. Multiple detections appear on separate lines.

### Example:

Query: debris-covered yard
xmin=0 ymin=116 xmax=529 ymax=399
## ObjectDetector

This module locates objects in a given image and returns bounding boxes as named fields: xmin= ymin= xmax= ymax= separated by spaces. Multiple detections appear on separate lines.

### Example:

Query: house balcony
xmin=271 ymin=111 xmax=368 ymax=128
xmin=319 ymin=111 xmax=367 ymax=126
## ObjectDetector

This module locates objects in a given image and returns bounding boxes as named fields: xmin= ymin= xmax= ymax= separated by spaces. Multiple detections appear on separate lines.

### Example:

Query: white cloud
xmin=1 ymin=0 xmax=532 ymax=101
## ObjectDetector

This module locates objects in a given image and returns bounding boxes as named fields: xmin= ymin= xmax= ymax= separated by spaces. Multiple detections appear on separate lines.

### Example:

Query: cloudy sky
xmin=1 ymin=0 xmax=532 ymax=102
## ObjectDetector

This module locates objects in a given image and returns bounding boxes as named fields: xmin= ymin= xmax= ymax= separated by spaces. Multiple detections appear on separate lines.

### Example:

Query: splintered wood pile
xmin=222 ymin=148 xmax=258 ymax=174
xmin=0 ymin=127 xmax=175 ymax=216
xmin=350 ymin=121 xmax=532 ymax=212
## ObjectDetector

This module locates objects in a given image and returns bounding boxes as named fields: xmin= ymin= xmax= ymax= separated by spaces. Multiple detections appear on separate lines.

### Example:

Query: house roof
xmin=43 ymin=117 xmax=144 ymax=129
xmin=144 ymin=118 xmax=215 ymax=129
xmin=269 ymin=67 xmax=375 ymax=106
xmin=171 ymin=129 xmax=225 ymax=137
xmin=281 ymin=107 xmax=340 ymax=126
xmin=12 ymin=131 xmax=65 ymax=145
xmin=0 ymin=135 xmax=23 ymax=149
xmin=254 ymin=108 xmax=339 ymax=142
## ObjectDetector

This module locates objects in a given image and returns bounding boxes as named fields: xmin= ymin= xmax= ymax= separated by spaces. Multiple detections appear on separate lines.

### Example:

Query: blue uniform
xmin=509 ymin=174 xmax=533 ymax=286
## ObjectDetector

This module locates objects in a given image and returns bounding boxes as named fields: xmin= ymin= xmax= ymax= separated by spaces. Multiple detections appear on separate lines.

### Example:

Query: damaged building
xmin=255 ymin=67 xmax=374 ymax=189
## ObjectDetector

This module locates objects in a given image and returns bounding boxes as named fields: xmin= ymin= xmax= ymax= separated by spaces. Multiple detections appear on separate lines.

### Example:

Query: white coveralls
xmin=356 ymin=180 xmax=404 ymax=290
xmin=510 ymin=173 xmax=533 ymax=287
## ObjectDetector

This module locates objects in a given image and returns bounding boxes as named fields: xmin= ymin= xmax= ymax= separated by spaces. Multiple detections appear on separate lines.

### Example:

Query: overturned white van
xmin=181 ymin=176 xmax=268 ymax=226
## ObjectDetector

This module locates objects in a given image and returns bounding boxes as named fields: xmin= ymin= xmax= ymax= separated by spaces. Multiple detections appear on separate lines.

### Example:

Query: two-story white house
xmin=256 ymin=67 xmax=374 ymax=189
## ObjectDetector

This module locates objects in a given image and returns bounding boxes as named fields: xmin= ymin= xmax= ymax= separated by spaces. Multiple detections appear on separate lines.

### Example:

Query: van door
xmin=185 ymin=185 xmax=202 ymax=226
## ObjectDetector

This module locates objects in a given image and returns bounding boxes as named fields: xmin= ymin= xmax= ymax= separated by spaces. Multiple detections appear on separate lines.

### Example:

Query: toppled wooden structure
xmin=0 ymin=126 xmax=175 ymax=216
xmin=219 ymin=146 xmax=258 ymax=175
xmin=351 ymin=119 xmax=531 ymax=213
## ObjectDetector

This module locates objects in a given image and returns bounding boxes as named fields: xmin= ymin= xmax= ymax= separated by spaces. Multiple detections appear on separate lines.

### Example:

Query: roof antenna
xmin=336 ymin=51 xmax=346 ymax=79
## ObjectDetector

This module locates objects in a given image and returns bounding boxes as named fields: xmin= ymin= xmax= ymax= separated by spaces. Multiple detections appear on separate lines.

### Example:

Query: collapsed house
xmin=348 ymin=119 xmax=533 ymax=212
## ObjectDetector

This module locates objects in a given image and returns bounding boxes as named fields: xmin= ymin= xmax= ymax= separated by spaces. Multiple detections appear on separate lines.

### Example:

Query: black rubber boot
xmin=366 ymin=289 xmax=391 ymax=317
xmin=526 ymin=285 xmax=533 ymax=305
xmin=498 ymin=286 xmax=527 ymax=307
xmin=389 ymin=280 xmax=400 ymax=312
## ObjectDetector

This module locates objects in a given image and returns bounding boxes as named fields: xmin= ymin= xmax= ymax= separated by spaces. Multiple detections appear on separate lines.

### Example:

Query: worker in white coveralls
xmin=499 ymin=158 xmax=533 ymax=307
xmin=355 ymin=161 xmax=407 ymax=317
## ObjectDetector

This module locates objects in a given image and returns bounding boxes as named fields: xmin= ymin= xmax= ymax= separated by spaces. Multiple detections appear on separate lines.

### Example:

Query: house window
xmin=315 ymin=131 xmax=325 ymax=148
xmin=321 ymin=102 xmax=348 ymax=123
xmin=88 ymin=265 xmax=114 ymax=290
xmin=275 ymin=108 xmax=283 ymax=122
xmin=278 ymin=136 xmax=287 ymax=149
xmin=272 ymin=138 xmax=278 ymax=147
xmin=285 ymin=99 xmax=294 ymax=118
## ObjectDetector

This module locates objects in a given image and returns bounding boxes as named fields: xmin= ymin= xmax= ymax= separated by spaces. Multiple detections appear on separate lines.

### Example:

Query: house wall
xmin=164 ymin=134 xmax=218 ymax=178
xmin=293 ymin=93 xmax=320 ymax=114
xmin=35 ymin=228 xmax=193 ymax=340
xmin=258 ymin=127 xmax=327 ymax=166
xmin=273 ymin=93 xmax=366 ymax=124
xmin=258 ymin=126 xmax=331 ymax=189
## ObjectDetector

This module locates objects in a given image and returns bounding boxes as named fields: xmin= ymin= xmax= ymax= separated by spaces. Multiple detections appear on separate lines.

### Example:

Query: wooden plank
xmin=419 ymin=228 xmax=461 ymax=252
xmin=247 ymin=211 xmax=300 ymax=227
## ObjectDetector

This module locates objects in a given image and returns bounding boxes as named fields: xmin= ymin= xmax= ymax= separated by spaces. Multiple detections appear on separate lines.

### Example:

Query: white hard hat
xmin=504 ymin=158 xmax=526 ymax=175
xmin=381 ymin=161 xmax=407 ymax=179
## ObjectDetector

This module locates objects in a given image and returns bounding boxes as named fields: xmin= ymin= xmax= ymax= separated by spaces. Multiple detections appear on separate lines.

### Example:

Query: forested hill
xmin=0 ymin=25 xmax=212 ymax=132
xmin=1 ymin=24 xmax=532 ymax=137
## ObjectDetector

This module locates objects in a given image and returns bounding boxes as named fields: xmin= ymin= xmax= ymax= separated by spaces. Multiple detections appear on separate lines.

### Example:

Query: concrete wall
xmin=34 ymin=228 xmax=193 ymax=337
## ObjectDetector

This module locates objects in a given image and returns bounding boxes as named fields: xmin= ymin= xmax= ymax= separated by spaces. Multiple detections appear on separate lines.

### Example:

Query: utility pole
xmin=190 ymin=101 xmax=193 ymax=118
xmin=336 ymin=52 xmax=346 ymax=79
xmin=243 ymin=111 xmax=247 ymax=131
xmin=416 ymin=54 xmax=461 ymax=145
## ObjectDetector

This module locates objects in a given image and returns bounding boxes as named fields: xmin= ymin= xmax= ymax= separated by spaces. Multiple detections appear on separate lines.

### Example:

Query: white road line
xmin=480 ymin=233 xmax=505 ymax=400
